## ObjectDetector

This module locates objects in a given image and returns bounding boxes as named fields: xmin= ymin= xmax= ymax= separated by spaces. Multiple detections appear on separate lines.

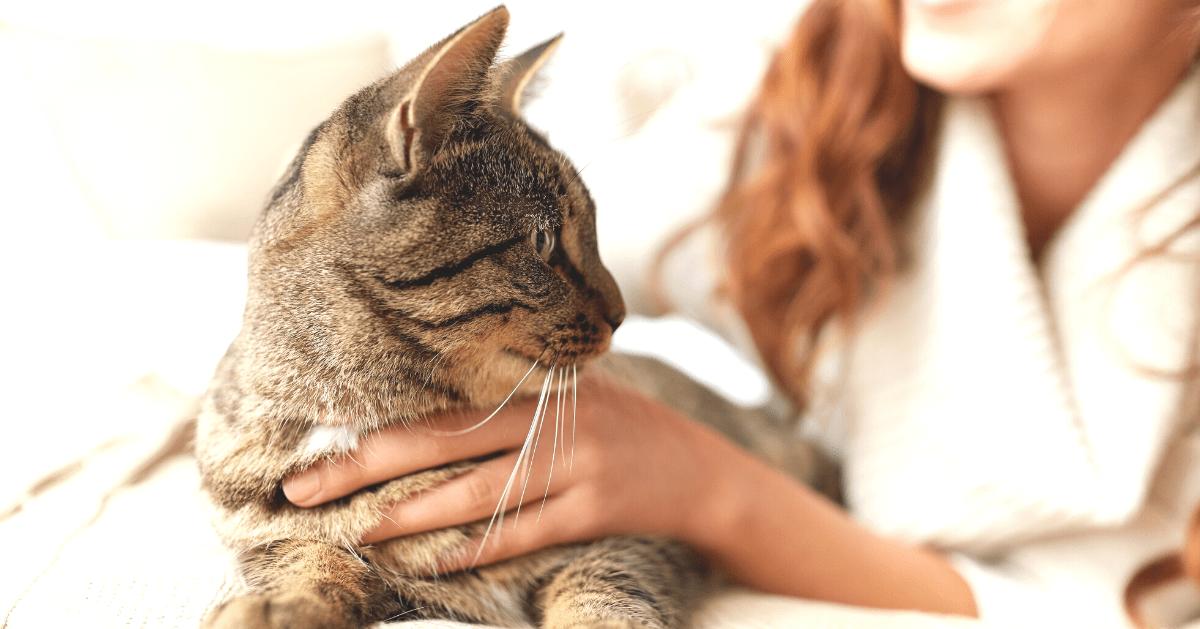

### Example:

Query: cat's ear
xmin=387 ymin=6 xmax=509 ymax=171
xmin=497 ymin=34 xmax=563 ymax=117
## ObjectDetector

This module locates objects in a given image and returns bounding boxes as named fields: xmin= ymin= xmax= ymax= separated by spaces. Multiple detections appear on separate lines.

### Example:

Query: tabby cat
xmin=198 ymin=7 xmax=825 ymax=628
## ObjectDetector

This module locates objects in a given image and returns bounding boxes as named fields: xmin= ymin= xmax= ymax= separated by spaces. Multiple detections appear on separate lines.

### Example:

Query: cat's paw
xmin=203 ymin=592 xmax=354 ymax=629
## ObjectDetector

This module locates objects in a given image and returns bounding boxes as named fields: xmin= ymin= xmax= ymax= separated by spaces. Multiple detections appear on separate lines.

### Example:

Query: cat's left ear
xmin=387 ymin=7 xmax=509 ymax=172
xmin=497 ymin=34 xmax=563 ymax=117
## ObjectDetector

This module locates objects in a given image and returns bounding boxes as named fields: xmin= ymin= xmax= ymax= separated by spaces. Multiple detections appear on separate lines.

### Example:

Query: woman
xmin=282 ymin=1 xmax=1200 ymax=626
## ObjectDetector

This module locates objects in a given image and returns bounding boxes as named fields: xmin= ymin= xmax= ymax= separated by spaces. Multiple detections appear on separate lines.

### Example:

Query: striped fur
xmin=198 ymin=7 xmax=830 ymax=629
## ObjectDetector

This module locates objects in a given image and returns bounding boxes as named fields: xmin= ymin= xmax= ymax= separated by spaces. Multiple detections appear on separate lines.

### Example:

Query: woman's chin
xmin=901 ymin=0 xmax=1055 ymax=94
xmin=901 ymin=32 xmax=1041 ymax=94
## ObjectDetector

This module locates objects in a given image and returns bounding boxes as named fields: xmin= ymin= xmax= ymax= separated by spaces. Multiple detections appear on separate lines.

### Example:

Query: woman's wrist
xmin=672 ymin=423 xmax=978 ymax=616
xmin=676 ymin=422 xmax=779 ymax=556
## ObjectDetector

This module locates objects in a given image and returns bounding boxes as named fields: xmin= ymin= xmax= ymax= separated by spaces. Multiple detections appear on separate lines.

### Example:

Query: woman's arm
xmin=690 ymin=423 xmax=977 ymax=615
xmin=284 ymin=373 xmax=976 ymax=616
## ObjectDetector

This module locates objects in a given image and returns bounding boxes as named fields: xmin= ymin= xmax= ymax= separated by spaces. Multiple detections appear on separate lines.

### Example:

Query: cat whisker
xmin=561 ymin=158 xmax=594 ymax=193
xmin=473 ymin=365 xmax=554 ymax=564
xmin=571 ymin=362 xmax=579 ymax=472
xmin=375 ymin=507 xmax=400 ymax=529
xmin=432 ymin=351 xmax=544 ymax=437
xmin=362 ymin=432 xmax=382 ymax=462
xmin=537 ymin=367 xmax=565 ymax=522
xmin=515 ymin=359 xmax=556 ymax=527
xmin=421 ymin=336 xmax=469 ymax=391
xmin=423 ymin=347 xmax=448 ymax=387
xmin=557 ymin=365 xmax=568 ymax=468
xmin=384 ymin=605 xmax=429 ymax=622
xmin=342 ymin=541 xmax=369 ymax=569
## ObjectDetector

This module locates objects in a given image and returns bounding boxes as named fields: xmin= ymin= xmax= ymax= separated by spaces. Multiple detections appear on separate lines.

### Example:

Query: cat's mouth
xmin=497 ymin=316 xmax=614 ymax=376
xmin=501 ymin=339 xmax=610 ymax=368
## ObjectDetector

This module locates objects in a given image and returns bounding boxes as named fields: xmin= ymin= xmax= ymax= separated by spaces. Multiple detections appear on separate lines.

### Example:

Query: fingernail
xmin=283 ymin=470 xmax=322 ymax=505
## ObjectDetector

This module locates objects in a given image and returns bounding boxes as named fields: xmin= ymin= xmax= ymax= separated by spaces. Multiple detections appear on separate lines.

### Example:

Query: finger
xmin=437 ymin=493 xmax=590 ymax=573
xmin=362 ymin=441 xmax=575 ymax=544
xmin=283 ymin=401 xmax=542 ymax=507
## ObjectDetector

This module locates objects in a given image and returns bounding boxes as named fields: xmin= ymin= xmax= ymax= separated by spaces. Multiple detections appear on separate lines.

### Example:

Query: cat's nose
xmin=590 ymin=266 xmax=625 ymax=334
xmin=602 ymin=301 xmax=625 ymax=333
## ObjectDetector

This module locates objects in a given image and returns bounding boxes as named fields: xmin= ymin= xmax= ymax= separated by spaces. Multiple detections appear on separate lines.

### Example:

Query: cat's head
xmin=242 ymin=6 xmax=624 ymax=413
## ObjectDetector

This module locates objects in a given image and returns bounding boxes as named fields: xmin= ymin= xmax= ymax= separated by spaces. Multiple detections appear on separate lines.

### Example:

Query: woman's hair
xmin=700 ymin=0 xmax=941 ymax=407
xmin=1120 ymin=161 xmax=1200 ymax=627
xmin=665 ymin=0 xmax=1200 ymax=624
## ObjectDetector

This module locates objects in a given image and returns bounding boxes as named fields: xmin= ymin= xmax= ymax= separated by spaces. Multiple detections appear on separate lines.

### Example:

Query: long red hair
xmin=705 ymin=0 xmax=940 ymax=407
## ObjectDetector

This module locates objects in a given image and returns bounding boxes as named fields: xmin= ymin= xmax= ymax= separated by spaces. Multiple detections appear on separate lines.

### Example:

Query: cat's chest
xmin=302 ymin=424 xmax=361 ymax=457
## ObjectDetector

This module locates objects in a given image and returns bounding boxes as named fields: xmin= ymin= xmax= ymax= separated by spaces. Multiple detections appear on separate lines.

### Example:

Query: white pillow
xmin=2 ymin=24 xmax=391 ymax=240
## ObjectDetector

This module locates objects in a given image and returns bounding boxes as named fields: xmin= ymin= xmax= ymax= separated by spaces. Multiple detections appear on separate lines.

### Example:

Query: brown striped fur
xmin=198 ymin=7 xmax=830 ymax=628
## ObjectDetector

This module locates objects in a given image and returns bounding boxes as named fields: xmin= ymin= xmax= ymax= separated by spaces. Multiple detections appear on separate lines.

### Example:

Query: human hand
xmin=282 ymin=368 xmax=756 ymax=571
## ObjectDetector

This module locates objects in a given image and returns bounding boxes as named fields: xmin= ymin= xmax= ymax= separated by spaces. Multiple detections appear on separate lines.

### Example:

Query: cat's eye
xmin=531 ymin=227 xmax=555 ymax=262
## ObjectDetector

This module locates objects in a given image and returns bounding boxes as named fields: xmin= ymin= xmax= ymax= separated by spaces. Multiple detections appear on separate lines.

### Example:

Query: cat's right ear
xmin=387 ymin=6 xmax=509 ymax=172
xmin=497 ymin=33 xmax=563 ymax=117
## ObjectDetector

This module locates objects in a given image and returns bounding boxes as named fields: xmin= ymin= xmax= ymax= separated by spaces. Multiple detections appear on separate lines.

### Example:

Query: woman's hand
xmin=282 ymin=368 xmax=978 ymax=616
xmin=282 ymin=369 xmax=758 ymax=571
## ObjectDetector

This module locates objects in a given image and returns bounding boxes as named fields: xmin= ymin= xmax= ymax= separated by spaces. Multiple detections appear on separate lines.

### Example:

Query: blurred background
xmin=0 ymin=3 xmax=804 ymax=605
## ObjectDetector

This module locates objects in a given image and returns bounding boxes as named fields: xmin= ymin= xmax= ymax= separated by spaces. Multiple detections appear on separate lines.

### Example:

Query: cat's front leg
xmin=203 ymin=538 xmax=400 ymax=629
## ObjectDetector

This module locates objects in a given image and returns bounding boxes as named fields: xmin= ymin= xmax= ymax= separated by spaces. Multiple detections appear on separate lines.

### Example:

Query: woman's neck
xmin=991 ymin=44 xmax=1196 ymax=260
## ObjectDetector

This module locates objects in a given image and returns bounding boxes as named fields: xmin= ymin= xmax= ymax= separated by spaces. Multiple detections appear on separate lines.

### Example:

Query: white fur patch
xmin=302 ymin=424 xmax=360 ymax=457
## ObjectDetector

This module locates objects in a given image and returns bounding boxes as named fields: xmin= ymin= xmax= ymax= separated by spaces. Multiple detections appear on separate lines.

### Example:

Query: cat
xmin=197 ymin=7 xmax=829 ymax=628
